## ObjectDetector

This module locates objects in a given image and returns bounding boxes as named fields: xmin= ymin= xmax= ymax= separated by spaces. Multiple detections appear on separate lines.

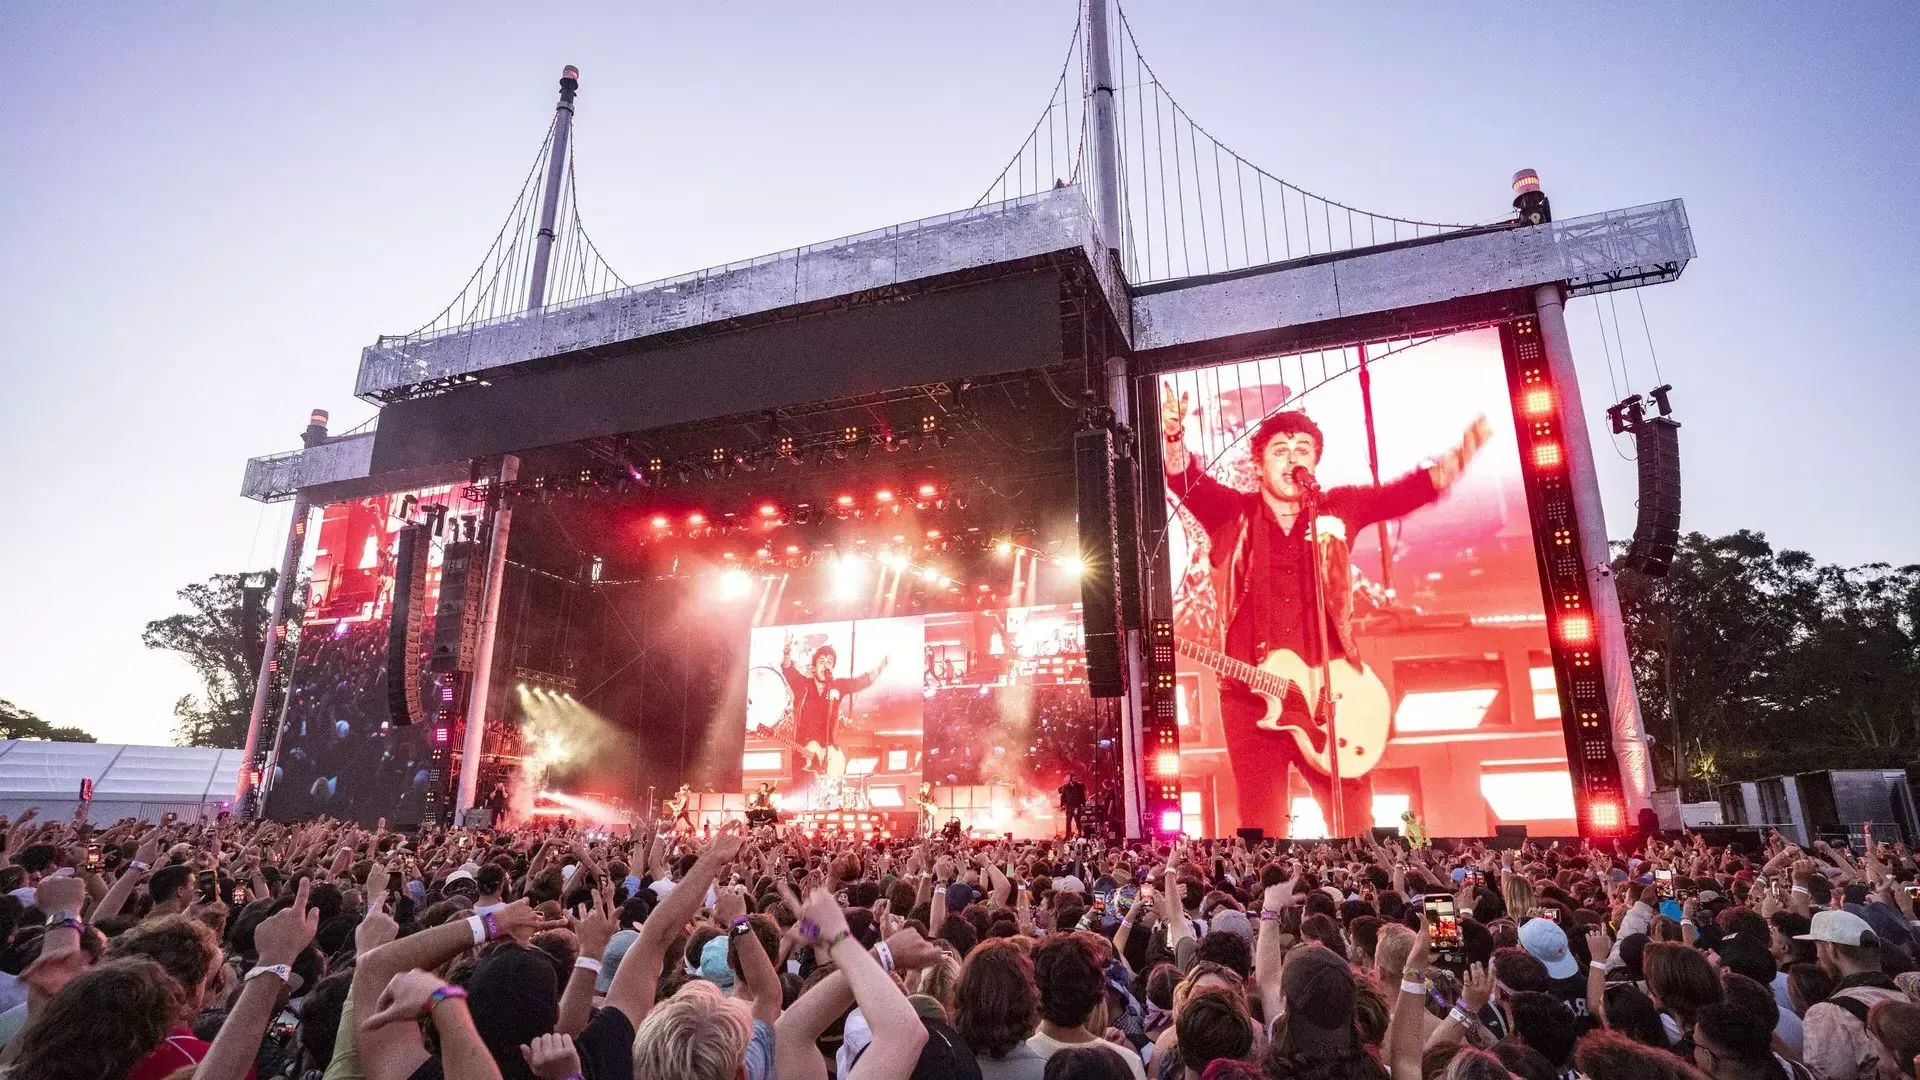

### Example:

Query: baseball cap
xmin=698 ymin=934 xmax=736 ymax=988
xmin=1518 ymin=917 xmax=1580 ymax=980
xmin=1795 ymin=909 xmax=1878 ymax=947
xmin=596 ymin=928 xmax=639 ymax=992
xmin=1210 ymin=909 xmax=1254 ymax=946
xmin=1281 ymin=944 xmax=1355 ymax=1056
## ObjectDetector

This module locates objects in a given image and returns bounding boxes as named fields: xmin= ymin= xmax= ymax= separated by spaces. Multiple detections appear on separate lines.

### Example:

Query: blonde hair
xmin=914 ymin=949 xmax=963 ymax=1016
xmin=1374 ymin=923 xmax=1415 ymax=978
xmin=631 ymin=980 xmax=754 ymax=1080
xmin=1502 ymin=875 xmax=1535 ymax=921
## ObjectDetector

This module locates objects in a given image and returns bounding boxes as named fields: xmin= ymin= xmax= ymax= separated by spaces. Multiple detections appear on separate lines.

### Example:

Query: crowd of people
xmin=0 ymin=805 xmax=1917 ymax=1080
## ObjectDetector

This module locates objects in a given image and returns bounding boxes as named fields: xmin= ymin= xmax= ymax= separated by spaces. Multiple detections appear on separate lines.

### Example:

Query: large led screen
xmin=1157 ymin=329 xmax=1572 ymax=838
xmin=741 ymin=603 xmax=1111 ymax=838
xmin=264 ymin=488 xmax=486 ymax=824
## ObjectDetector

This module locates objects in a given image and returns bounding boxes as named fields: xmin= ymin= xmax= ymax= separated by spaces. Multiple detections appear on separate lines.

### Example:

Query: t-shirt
xmin=0 ymin=1002 xmax=28 ymax=1053
xmin=745 ymin=1019 xmax=775 ymax=1080
xmin=1026 ymin=1031 xmax=1147 ymax=1080
xmin=576 ymin=1005 xmax=638 ymax=1080
xmin=127 ymin=1027 xmax=257 ymax=1080
xmin=1545 ymin=974 xmax=1591 ymax=1017
xmin=977 ymin=1041 xmax=1048 ymax=1080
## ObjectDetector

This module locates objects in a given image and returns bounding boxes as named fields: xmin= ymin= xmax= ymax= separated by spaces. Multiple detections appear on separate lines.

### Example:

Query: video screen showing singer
xmin=1161 ymin=382 xmax=1491 ymax=837
xmin=780 ymin=638 xmax=889 ymax=755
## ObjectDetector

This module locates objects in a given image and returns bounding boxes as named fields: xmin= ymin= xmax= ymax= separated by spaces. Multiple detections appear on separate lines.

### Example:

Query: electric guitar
xmin=1173 ymin=637 xmax=1392 ymax=779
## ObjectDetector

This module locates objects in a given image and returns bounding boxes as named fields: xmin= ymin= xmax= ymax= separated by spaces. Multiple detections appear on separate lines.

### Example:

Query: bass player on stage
xmin=1162 ymin=383 xmax=1490 ymax=836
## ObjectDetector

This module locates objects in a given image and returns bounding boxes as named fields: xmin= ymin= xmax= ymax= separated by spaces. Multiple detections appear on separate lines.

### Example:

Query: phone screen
xmin=1424 ymin=894 xmax=1461 ymax=949
xmin=85 ymin=842 xmax=102 ymax=871
xmin=1655 ymin=868 xmax=1674 ymax=899
xmin=1541 ymin=907 xmax=1561 ymax=924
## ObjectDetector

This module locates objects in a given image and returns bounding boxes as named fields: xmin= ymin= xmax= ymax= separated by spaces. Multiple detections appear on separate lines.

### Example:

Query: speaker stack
xmin=1075 ymin=427 xmax=1126 ymax=698
xmin=432 ymin=540 xmax=485 ymax=674
xmin=386 ymin=524 xmax=430 ymax=726
xmin=1625 ymin=417 xmax=1682 ymax=576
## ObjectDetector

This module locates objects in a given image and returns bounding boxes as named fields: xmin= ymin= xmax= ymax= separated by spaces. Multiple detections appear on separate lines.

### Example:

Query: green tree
xmin=1616 ymin=531 xmax=1920 ymax=793
xmin=0 ymin=698 xmax=98 ymax=743
xmin=143 ymin=570 xmax=301 ymax=748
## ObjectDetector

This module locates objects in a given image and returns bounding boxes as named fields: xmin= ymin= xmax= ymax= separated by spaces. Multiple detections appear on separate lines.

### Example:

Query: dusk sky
xmin=2 ymin=3 xmax=1914 ymax=744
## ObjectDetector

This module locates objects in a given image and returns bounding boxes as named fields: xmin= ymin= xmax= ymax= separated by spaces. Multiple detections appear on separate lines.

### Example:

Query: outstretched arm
xmin=606 ymin=824 xmax=745 ymax=1027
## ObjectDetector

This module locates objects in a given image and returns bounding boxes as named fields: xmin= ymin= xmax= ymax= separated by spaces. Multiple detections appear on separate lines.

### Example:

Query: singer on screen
xmin=1163 ymin=382 xmax=1491 ymax=836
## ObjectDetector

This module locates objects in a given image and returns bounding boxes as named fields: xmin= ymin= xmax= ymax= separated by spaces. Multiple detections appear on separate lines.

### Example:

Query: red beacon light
xmin=1558 ymin=614 xmax=1593 ymax=645
xmin=1520 ymin=387 xmax=1555 ymax=419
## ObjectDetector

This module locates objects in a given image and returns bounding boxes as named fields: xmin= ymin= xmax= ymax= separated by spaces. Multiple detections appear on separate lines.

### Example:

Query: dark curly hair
xmin=13 ymin=958 xmax=185 ymax=1080
xmin=1249 ymin=410 xmax=1324 ymax=462
xmin=1177 ymin=987 xmax=1254 ymax=1072
xmin=955 ymin=938 xmax=1040 ymax=1058
xmin=1032 ymin=934 xmax=1104 ymax=1028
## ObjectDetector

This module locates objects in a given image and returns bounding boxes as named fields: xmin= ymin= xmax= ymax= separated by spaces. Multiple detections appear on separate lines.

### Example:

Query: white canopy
xmin=0 ymin=740 xmax=243 ymax=822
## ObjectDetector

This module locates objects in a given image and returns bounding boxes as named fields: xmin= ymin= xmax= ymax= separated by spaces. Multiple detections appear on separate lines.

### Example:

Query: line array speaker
xmin=1624 ymin=417 xmax=1681 ymax=576
xmin=431 ymin=540 xmax=485 ymax=673
xmin=386 ymin=524 xmax=429 ymax=726
xmin=1075 ymin=427 xmax=1125 ymax=697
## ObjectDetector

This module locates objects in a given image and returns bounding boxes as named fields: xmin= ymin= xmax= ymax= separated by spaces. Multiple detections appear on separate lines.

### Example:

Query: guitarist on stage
xmin=1163 ymin=384 xmax=1490 ymax=836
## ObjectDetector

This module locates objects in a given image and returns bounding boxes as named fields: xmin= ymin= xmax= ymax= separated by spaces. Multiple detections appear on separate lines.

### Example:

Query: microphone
xmin=1290 ymin=466 xmax=1321 ymax=495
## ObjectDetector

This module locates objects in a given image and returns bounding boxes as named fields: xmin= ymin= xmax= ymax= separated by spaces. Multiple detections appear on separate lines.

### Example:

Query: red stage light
xmin=1558 ymin=614 xmax=1593 ymax=644
xmin=688 ymin=512 xmax=706 ymax=526
xmin=1587 ymin=798 xmax=1623 ymax=831
xmin=926 ymin=529 xmax=941 ymax=539
xmin=651 ymin=515 xmax=669 ymax=529
xmin=918 ymin=483 xmax=937 ymax=497
xmin=759 ymin=504 xmax=778 ymax=518
xmin=836 ymin=494 xmax=854 ymax=507
xmin=875 ymin=489 xmax=893 ymax=503
xmin=1532 ymin=443 xmax=1563 ymax=469
xmin=1154 ymin=750 xmax=1181 ymax=778
xmin=1521 ymin=388 xmax=1555 ymax=418
xmin=1158 ymin=808 xmax=1182 ymax=834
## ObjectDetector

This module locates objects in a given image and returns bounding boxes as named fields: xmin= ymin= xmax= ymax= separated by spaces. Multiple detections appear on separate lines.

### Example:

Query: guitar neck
xmin=1172 ymin=637 xmax=1295 ymax=698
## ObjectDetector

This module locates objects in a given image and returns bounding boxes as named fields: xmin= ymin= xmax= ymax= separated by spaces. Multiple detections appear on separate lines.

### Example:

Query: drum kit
xmin=746 ymin=664 xmax=869 ymax=812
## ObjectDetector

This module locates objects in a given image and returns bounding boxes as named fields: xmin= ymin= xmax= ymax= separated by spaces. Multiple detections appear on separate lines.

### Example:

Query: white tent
xmin=0 ymin=740 xmax=243 ymax=822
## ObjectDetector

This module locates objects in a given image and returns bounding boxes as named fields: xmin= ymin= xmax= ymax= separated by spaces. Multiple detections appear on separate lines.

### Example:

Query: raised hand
xmin=883 ymin=927 xmax=944 ymax=971
xmin=705 ymin=820 xmax=747 ymax=865
xmin=712 ymin=884 xmax=750 ymax=928
xmin=495 ymin=898 xmax=569 ymax=944
xmin=358 ymin=901 xmax=400 ymax=953
xmin=1161 ymin=381 xmax=1192 ymax=473
xmin=572 ymin=883 xmax=618 ymax=959
xmin=1460 ymin=962 xmax=1493 ymax=1012
xmin=34 ymin=873 xmax=85 ymax=917
xmin=520 ymin=1033 xmax=582 ymax=1080
xmin=363 ymin=969 xmax=454 ymax=1030
xmin=1585 ymin=928 xmax=1612 ymax=966
xmin=256 ymin=878 xmax=320 ymax=966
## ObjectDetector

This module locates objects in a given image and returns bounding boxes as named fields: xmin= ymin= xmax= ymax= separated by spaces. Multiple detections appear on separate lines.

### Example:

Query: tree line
xmin=1616 ymin=531 xmax=1920 ymax=797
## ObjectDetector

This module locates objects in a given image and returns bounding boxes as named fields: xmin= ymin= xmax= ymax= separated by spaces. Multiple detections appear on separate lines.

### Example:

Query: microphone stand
xmin=1296 ymin=471 xmax=1345 ymax=839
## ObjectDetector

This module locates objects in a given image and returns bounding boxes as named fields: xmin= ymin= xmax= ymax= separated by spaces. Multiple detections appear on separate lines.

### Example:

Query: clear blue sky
xmin=2 ymin=3 xmax=1914 ymax=744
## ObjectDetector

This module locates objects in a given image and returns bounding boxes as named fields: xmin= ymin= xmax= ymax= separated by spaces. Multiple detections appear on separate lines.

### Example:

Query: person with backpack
xmin=1799 ymin=910 xmax=1905 ymax=1080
